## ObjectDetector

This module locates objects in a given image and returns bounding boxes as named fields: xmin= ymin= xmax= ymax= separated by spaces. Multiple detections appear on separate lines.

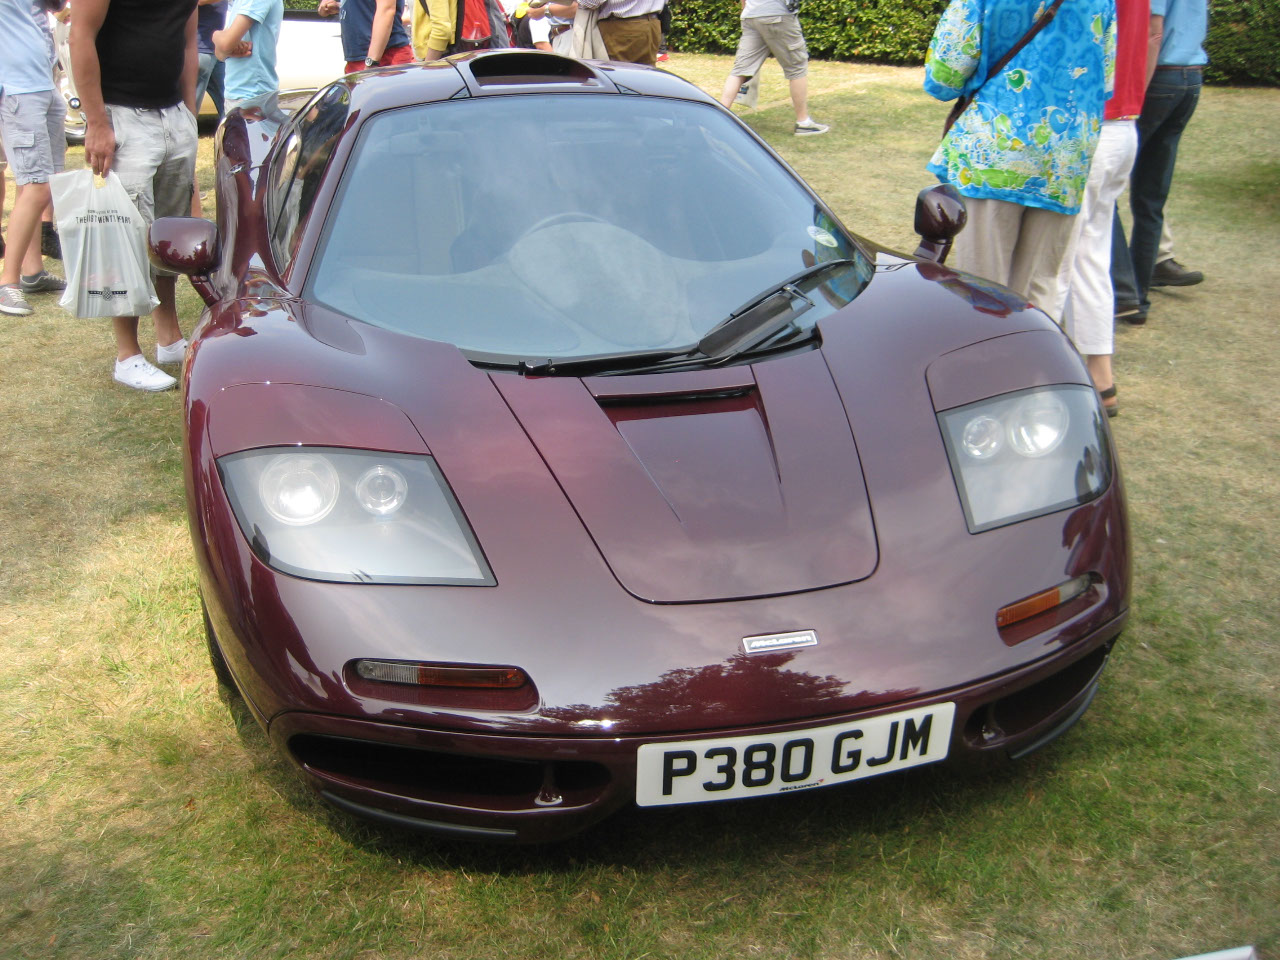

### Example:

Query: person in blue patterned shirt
xmin=924 ymin=0 xmax=1117 ymax=323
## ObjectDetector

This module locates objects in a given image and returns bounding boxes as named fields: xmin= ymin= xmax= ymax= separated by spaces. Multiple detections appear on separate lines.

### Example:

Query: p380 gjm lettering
xmin=636 ymin=703 xmax=957 ymax=807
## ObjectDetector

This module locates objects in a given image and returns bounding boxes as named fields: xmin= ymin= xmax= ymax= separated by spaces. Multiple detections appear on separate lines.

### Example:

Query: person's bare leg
xmin=21 ymin=202 xmax=46 ymax=276
xmin=152 ymin=274 xmax=184 ymax=348
xmin=1085 ymin=354 xmax=1113 ymax=390
xmin=1085 ymin=354 xmax=1117 ymax=411
xmin=113 ymin=315 xmax=144 ymax=362
xmin=720 ymin=75 xmax=747 ymax=109
xmin=788 ymin=74 xmax=809 ymax=122
xmin=1 ymin=182 xmax=50 ymax=285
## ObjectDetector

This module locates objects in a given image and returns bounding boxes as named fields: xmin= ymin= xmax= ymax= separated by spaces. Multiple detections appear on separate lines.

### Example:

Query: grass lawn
xmin=1 ymin=56 xmax=1277 ymax=960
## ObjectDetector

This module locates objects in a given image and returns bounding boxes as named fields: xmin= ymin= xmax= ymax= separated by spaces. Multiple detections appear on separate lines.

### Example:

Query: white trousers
xmin=951 ymin=197 xmax=1078 ymax=324
xmin=1063 ymin=120 xmax=1139 ymax=356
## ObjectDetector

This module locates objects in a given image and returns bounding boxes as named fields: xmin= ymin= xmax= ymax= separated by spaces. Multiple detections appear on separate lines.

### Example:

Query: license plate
xmin=635 ymin=702 xmax=955 ymax=807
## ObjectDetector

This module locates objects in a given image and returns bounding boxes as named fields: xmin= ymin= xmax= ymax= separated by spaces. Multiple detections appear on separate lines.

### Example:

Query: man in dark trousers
xmin=71 ymin=0 xmax=200 ymax=391
xmin=1110 ymin=0 xmax=1208 ymax=324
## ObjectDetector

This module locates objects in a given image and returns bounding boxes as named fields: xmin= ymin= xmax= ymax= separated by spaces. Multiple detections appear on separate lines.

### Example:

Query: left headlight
xmin=217 ymin=447 xmax=495 ymax=584
xmin=938 ymin=385 xmax=1112 ymax=533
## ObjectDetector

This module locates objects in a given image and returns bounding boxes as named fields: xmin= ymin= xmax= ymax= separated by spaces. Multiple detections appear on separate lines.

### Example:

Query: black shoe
xmin=41 ymin=222 xmax=62 ymax=261
xmin=1115 ymin=299 xmax=1145 ymax=324
xmin=1151 ymin=258 xmax=1202 ymax=286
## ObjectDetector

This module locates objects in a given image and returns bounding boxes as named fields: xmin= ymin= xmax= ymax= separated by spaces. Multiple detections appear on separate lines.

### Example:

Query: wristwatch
xmin=364 ymin=56 xmax=378 ymax=67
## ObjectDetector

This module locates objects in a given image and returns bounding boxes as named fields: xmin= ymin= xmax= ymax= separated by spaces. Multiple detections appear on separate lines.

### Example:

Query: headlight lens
xmin=960 ymin=415 xmax=1003 ymax=460
xmin=939 ymin=385 xmax=1112 ymax=533
xmin=218 ymin=447 xmax=494 ymax=584
xmin=355 ymin=464 xmax=409 ymax=517
xmin=1006 ymin=392 xmax=1069 ymax=458
xmin=260 ymin=454 xmax=340 ymax=525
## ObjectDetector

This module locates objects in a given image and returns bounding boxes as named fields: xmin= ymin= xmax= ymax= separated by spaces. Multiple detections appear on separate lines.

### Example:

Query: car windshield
xmin=306 ymin=95 xmax=873 ymax=362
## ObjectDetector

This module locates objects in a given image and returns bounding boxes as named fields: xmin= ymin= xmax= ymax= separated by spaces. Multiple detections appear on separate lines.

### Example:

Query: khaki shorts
xmin=730 ymin=14 xmax=809 ymax=81
xmin=107 ymin=102 xmax=199 ymax=276
xmin=107 ymin=102 xmax=198 ymax=223
xmin=0 ymin=89 xmax=68 ymax=185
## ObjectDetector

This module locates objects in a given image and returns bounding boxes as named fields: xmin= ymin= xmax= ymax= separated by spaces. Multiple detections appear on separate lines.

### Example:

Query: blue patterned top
xmin=924 ymin=0 xmax=1117 ymax=215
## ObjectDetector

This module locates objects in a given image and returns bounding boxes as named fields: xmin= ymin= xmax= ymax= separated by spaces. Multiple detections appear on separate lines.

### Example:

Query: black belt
xmin=600 ymin=12 xmax=659 ymax=19
xmin=1155 ymin=64 xmax=1203 ymax=70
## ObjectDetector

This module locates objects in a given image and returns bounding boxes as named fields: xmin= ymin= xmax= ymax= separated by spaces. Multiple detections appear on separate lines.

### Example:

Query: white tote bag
xmin=49 ymin=169 xmax=160 ymax=319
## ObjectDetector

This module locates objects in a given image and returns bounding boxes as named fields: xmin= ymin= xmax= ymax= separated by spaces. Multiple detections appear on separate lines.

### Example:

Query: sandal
xmin=1098 ymin=384 xmax=1119 ymax=418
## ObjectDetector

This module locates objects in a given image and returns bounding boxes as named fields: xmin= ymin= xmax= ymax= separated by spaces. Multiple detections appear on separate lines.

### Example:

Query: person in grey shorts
xmin=0 ymin=0 xmax=70 ymax=317
xmin=71 ymin=0 xmax=199 ymax=392
xmin=718 ymin=0 xmax=828 ymax=136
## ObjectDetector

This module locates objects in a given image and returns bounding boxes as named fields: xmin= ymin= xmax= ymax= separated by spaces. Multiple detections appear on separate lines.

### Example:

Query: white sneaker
xmin=794 ymin=119 xmax=830 ymax=136
xmin=114 ymin=354 xmax=177 ymax=392
xmin=155 ymin=337 xmax=189 ymax=365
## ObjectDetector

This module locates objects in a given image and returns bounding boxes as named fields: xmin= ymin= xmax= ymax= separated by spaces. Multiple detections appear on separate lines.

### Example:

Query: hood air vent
xmin=464 ymin=52 xmax=603 ymax=89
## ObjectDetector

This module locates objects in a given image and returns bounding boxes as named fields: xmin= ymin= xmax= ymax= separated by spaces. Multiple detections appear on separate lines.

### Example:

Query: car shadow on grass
xmin=341 ymin=751 xmax=1062 ymax=874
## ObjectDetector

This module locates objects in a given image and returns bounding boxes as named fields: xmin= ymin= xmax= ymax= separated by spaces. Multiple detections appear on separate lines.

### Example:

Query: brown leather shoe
xmin=1151 ymin=258 xmax=1203 ymax=286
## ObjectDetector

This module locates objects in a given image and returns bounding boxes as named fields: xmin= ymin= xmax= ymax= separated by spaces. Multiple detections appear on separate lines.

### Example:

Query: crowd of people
xmin=923 ymin=0 xmax=1208 ymax=415
xmin=0 ymin=0 xmax=1205 ymax=399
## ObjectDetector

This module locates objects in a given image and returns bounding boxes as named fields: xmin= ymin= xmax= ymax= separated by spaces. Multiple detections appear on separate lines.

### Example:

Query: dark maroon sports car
xmin=150 ymin=51 xmax=1130 ymax=843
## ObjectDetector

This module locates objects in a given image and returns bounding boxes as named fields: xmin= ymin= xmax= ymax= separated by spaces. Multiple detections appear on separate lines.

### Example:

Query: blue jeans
xmin=1111 ymin=66 xmax=1202 ymax=314
xmin=195 ymin=51 xmax=226 ymax=123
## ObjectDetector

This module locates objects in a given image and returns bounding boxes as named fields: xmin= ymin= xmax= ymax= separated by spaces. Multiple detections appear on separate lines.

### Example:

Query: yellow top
xmin=412 ymin=0 xmax=457 ymax=57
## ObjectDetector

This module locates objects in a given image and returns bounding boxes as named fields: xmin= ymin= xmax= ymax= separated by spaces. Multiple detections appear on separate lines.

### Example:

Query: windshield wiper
xmin=468 ymin=259 xmax=852 ymax=378
xmin=472 ymin=325 xmax=816 ymax=378
xmin=496 ymin=347 xmax=699 ymax=377
xmin=697 ymin=258 xmax=854 ymax=361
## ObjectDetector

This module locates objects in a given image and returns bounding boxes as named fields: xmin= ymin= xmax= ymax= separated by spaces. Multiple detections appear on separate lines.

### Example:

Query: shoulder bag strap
xmin=987 ymin=0 xmax=1068 ymax=82
xmin=943 ymin=0 xmax=1068 ymax=134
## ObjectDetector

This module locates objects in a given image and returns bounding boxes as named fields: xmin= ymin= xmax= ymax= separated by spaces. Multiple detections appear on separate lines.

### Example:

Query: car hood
xmin=489 ymin=357 xmax=878 ymax=603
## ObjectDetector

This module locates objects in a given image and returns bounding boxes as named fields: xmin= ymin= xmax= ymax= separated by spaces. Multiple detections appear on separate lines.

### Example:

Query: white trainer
xmin=794 ymin=119 xmax=831 ymax=136
xmin=155 ymin=337 xmax=189 ymax=365
xmin=114 ymin=354 xmax=177 ymax=392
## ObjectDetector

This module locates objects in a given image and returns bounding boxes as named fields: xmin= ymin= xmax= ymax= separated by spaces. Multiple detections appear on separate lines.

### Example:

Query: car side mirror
xmin=149 ymin=217 xmax=221 ymax=305
xmin=913 ymin=185 xmax=967 ymax=265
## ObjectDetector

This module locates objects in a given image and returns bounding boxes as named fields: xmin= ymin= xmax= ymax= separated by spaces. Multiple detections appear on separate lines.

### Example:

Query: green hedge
xmin=670 ymin=0 xmax=1279 ymax=85
xmin=671 ymin=0 xmax=945 ymax=64
xmin=285 ymin=0 xmax=1277 ymax=85
xmin=1204 ymin=0 xmax=1280 ymax=85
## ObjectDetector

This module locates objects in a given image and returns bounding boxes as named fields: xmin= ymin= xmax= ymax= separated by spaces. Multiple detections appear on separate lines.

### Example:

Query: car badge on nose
xmin=741 ymin=630 xmax=819 ymax=655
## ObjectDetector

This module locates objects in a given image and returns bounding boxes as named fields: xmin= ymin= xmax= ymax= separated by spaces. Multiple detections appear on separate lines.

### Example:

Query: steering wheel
xmin=515 ymin=211 xmax=611 ymax=243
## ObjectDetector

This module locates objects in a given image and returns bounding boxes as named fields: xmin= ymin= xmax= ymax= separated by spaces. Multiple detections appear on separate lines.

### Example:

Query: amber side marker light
xmin=354 ymin=660 xmax=528 ymax=689
xmin=996 ymin=575 xmax=1091 ymax=629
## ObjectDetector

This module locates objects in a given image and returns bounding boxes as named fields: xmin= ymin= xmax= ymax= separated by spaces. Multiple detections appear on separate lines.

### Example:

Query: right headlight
xmin=217 ymin=447 xmax=494 ymax=584
xmin=938 ymin=384 xmax=1112 ymax=533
